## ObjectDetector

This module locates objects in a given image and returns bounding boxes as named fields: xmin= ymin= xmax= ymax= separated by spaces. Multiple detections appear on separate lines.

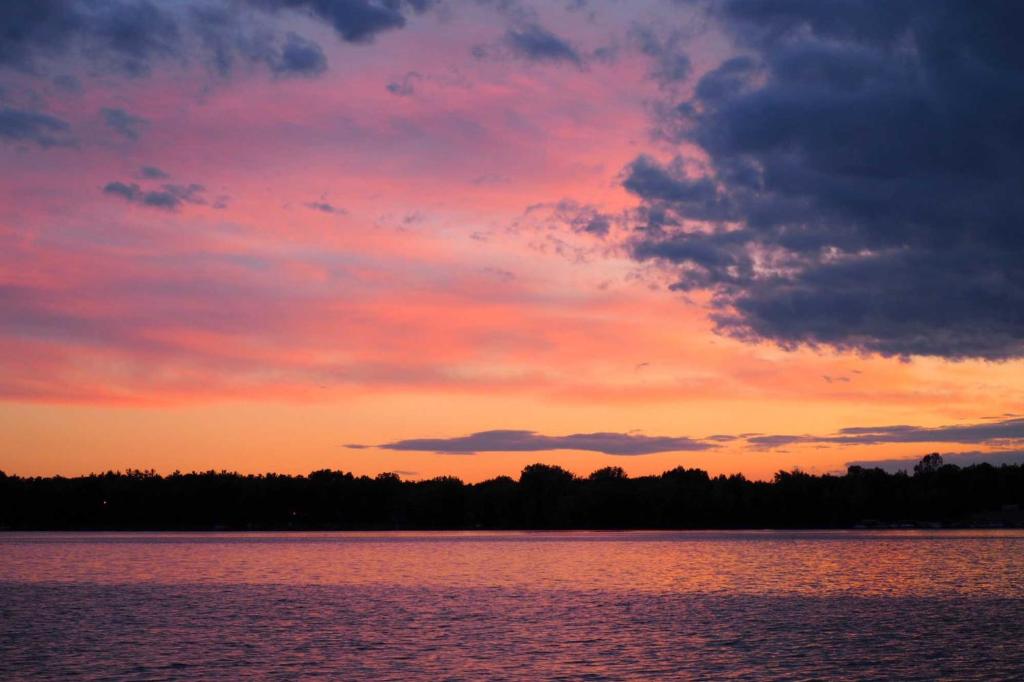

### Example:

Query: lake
xmin=2 ymin=530 xmax=1023 ymax=679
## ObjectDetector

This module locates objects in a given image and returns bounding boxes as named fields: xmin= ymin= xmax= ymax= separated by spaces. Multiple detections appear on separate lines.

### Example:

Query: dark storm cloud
xmin=271 ymin=32 xmax=327 ymax=76
xmin=622 ymin=155 xmax=730 ymax=221
xmin=248 ymin=0 xmax=434 ymax=43
xmin=101 ymin=107 xmax=147 ymax=139
xmin=0 ymin=106 xmax=74 ymax=147
xmin=187 ymin=4 xmax=329 ymax=79
xmin=103 ymin=180 xmax=207 ymax=211
xmin=2 ymin=0 xmax=434 ymax=81
xmin=626 ymin=1 xmax=1024 ymax=359
xmin=0 ymin=2 xmax=431 ymax=153
xmin=0 ymin=0 xmax=181 ymax=76
xmin=0 ymin=0 xmax=287 ymax=79
xmin=0 ymin=1 xmax=80 ymax=70
xmin=747 ymin=417 xmax=1024 ymax=449
xmin=503 ymin=23 xmax=582 ymax=66
xmin=350 ymin=429 xmax=718 ymax=455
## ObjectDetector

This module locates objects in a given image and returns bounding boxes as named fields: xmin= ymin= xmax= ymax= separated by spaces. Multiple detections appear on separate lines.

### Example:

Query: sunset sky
xmin=2 ymin=0 xmax=1023 ymax=481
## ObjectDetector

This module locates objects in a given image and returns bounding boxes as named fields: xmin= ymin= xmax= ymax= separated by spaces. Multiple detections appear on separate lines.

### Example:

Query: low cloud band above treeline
xmin=350 ymin=430 xmax=718 ymax=456
xmin=351 ymin=417 xmax=1024 ymax=455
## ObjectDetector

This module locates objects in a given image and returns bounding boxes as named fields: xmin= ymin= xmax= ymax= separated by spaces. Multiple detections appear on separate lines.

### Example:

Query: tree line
xmin=1 ymin=454 xmax=1022 ymax=530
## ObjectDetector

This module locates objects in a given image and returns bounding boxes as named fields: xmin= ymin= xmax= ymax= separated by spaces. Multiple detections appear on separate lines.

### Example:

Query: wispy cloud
xmin=304 ymin=201 xmax=346 ymax=215
xmin=101 ymin=107 xmax=147 ymax=140
xmin=103 ymin=180 xmax=207 ymax=211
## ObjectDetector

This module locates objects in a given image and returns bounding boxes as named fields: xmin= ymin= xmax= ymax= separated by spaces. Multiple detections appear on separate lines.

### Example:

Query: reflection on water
xmin=2 ymin=531 xmax=1023 ymax=679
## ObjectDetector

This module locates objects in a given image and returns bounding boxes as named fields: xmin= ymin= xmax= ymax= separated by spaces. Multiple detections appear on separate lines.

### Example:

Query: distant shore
xmin=3 ymin=456 xmax=1023 ymax=531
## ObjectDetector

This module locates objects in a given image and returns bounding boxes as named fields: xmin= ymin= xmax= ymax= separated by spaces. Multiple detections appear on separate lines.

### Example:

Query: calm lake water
xmin=2 ymin=530 xmax=1023 ymax=680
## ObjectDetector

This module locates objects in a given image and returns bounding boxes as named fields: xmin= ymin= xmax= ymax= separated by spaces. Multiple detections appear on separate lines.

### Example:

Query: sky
xmin=2 ymin=0 xmax=1023 ymax=481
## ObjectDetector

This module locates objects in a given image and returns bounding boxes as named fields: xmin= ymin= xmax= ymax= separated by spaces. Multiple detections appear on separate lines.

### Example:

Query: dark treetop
xmin=2 ymin=455 xmax=1022 ymax=530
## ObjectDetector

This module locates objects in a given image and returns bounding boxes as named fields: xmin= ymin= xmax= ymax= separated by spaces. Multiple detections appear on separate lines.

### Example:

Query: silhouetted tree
xmin=914 ymin=453 xmax=944 ymax=476
xmin=519 ymin=464 xmax=577 ymax=528
xmin=589 ymin=467 xmax=627 ymax=481
xmin=1 ymin=457 xmax=1022 ymax=530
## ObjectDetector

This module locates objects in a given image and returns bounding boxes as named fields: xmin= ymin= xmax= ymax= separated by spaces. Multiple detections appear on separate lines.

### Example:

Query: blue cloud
xmin=350 ymin=429 xmax=718 ymax=455
xmin=748 ymin=417 xmax=1024 ymax=449
xmin=103 ymin=180 xmax=206 ymax=210
xmin=0 ymin=107 xmax=74 ymax=148
xmin=627 ymin=1 xmax=1024 ymax=359
xmin=101 ymin=107 xmax=147 ymax=140
xmin=503 ymin=23 xmax=582 ymax=66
